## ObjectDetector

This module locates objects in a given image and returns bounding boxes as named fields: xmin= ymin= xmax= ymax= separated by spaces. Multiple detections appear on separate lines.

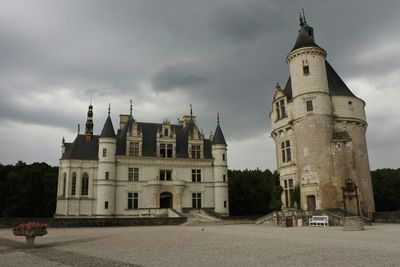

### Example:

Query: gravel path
xmin=0 ymin=223 xmax=399 ymax=266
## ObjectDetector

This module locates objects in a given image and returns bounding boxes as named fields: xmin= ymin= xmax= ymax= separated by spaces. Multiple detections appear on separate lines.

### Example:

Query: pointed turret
xmin=100 ymin=104 xmax=116 ymax=138
xmin=290 ymin=10 xmax=323 ymax=53
xmin=212 ymin=113 xmax=227 ymax=146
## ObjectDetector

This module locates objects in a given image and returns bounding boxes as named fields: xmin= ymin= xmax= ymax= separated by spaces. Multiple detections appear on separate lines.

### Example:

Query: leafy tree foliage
xmin=228 ymin=169 xmax=282 ymax=216
xmin=0 ymin=161 xmax=58 ymax=217
xmin=371 ymin=168 xmax=400 ymax=211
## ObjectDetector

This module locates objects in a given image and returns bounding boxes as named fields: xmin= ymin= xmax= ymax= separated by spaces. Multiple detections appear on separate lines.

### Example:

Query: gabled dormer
xmin=156 ymin=119 xmax=176 ymax=158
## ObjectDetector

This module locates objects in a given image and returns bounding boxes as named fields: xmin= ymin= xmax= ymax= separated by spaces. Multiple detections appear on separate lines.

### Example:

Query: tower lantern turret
xmin=85 ymin=103 xmax=94 ymax=140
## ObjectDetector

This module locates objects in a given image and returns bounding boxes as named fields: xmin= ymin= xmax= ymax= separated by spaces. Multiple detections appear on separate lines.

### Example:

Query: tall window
xmin=103 ymin=148 xmax=107 ymax=157
xmin=128 ymin=167 xmax=139 ymax=181
xmin=223 ymin=174 xmax=226 ymax=182
xmin=191 ymin=145 xmax=201 ymax=159
xmin=192 ymin=169 xmax=201 ymax=182
xmin=128 ymin=192 xmax=138 ymax=209
xmin=105 ymin=172 xmax=109 ymax=180
xmin=160 ymin=143 xmax=173 ymax=158
xmin=192 ymin=193 xmax=202 ymax=208
xmin=306 ymin=100 xmax=313 ymax=112
xmin=284 ymin=179 xmax=294 ymax=208
xmin=303 ymin=65 xmax=310 ymax=75
xmin=281 ymin=140 xmax=292 ymax=163
xmin=276 ymin=99 xmax=287 ymax=120
xmin=164 ymin=128 xmax=169 ymax=137
xmin=62 ymin=173 xmax=66 ymax=196
xmin=160 ymin=170 xmax=172 ymax=181
xmin=71 ymin=172 xmax=77 ymax=196
xmin=129 ymin=142 xmax=139 ymax=156
xmin=81 ymin=173 xmax=89 ymax=196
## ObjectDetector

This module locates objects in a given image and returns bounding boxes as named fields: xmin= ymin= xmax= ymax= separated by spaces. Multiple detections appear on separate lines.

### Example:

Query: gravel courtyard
xmin=0 ymin=223 xmax=399 ymax=267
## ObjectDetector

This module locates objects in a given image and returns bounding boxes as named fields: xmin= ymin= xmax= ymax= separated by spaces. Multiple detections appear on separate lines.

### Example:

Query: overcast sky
xmin=0 ymin=0 xmax=399 ymax=170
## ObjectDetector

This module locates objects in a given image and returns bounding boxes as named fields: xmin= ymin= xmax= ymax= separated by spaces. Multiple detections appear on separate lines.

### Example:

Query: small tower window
xmin=104 ymin=201 xmax=109 ymax=209
xmin=103 ymin=148 xmax=107 ymax=157
xmin=222 ymin=153 xmax=226 ymax=161
xmin=303 ymin=65 xmax=310 ymax=75
xmin=105 ymin=172 xmax=109 ymax=180
xmin=306 ymin=100 xmax=313 ymax=112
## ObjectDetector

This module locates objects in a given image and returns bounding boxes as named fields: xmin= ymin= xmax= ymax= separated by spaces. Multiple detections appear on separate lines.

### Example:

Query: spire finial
xmin=217 ymin=113 xmax=220 ymax=124
xmin=130 ymin=99 xmax=133 ymax=116
xmin=78 ymin=123 xmax=80 ymax=134
xmin=302 ymin=9 xmax=307 ymax=24
xmin=108 ymin=103 xmax=111 ymax=116
xmin=299 ymin=11 xmax=304 ymax=26
xmin=62 ymin=136 xmax=65 ymax=144
xmin=190 ymin=104 xmax=193 ymax=119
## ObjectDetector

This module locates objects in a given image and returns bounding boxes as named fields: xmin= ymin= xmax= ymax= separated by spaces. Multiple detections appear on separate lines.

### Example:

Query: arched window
xmin=81 ymin=173 xmax=89 ymax=196
xmin=62 ymin=173 xmax=67 ymax=196
xmin=71 ymin=172 xmax=77 ymax=196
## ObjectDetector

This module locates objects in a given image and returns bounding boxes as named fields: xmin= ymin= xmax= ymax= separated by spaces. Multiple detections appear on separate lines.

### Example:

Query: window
xmin=62 ymin=173 xmax=66 ymax=196
xmin=160 ymin=170 xmax=172 ymax=181
xmin=103 ymin=148 xmax=107 ymax=157
xmin=222 ymin=153 xmax=226 ymax=161
xmin=192 ymin=169 xmax=201 ymax=182
xmin=303 ymin=65 xmax=310 ymax=75
xmin=281 ymin=140 xmax=292 ymax=163
xmin=128 ymin=192 xmax=138 ymax=209
xmin=104 ymin=201 xmax=109 ymax=209
xmin=160 ymin=143 xmax=173 ymax=158
xmin=128 ymin=167 xmax=139 ymax=181
xmin=129 ymin=142 xmax=139 ymax=156
xmin=81 ymin=173 xmax=89 ymax=196
xmin=191 ymin=145 xmax=201 ymax=159
xmin=223 ymin=174 xmax=226 ymax=182
xmin=275 ymin=99 xmax=287 ymax=120
xmin=224 ymin=201 xmax=227 ymax=208
xmin=71 ymin=173 xmax=76 ymax=196
xmin=105 ymin=172 xmax=109 ymax=180
xmin=164 ymin=128 xmax=169 ymax=137
xmin=306 ymin=100 xmax=313 ymax=112
xmin=284 ymin=179 xmax=294 ymax=208
xmin=192 ymin=193 xmax=202 ymax=208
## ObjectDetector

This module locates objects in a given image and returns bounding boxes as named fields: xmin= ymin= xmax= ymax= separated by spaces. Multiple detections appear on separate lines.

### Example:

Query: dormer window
xmin=160 ymin=143 xmax=173 ymax=158
xmin=129 ymin=142 xmax=139 ymax=156
xmin=191 ymin=145 xmax=201 ymax=159
xmin=164 ymin=128 xmax=169 ymax=137
xmin=275 ymin=99 xmax=287 ymax=120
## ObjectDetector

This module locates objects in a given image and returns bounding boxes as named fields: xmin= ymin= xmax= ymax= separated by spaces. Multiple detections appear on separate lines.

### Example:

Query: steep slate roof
xmin=283 ymin=61 xmax=356 ymax=100
xmin=62 ymin=135 xmax=99 ymax=160
xmin=290 ymin=23 xmax=322 ymax=52
xmin=212 ymin=124 xmax=227 ymax=146
xmin=100 ymin=115 xmax=116 ymax=138
xmin=116 ymin=118 xmax=213 ymax=159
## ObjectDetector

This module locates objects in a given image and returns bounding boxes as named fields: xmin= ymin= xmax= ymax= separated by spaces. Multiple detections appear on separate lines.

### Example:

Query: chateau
xmin=270 ymin=15 xmax=375 ymax=218
xmin=55 ymin=103 xmax=229 ymax=217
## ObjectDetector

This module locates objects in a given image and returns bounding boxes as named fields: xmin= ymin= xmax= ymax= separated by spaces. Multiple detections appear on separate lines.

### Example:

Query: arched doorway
xmin=307 ymin=195 xmax=316 ymax=211
xmin=160 ymin=192 xmax=173 ymax=208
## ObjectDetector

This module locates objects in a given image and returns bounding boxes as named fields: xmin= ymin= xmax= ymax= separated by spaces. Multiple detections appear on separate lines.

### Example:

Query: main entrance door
xmin=307 ymin=195 xmax=316 ymax=211
xmin=160 ymin=192 xmax=173 ymax=208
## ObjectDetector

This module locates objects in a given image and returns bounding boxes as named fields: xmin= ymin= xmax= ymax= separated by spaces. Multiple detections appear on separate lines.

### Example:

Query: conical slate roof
xmin=100 ymin=115 xmax=116 ymax=138
xmin=212 ymin=124 xmax=227 ymax=146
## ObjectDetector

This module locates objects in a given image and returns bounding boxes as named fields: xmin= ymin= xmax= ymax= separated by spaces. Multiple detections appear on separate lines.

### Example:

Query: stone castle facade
xmin=270 ymin=15 xmax=375 ymax=218
xmin=56 ymin=104 xmax=229 ymax=217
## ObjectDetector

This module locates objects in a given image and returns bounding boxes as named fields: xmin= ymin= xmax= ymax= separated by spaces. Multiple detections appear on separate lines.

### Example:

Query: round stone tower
xmin=271 ymin=13 xmax=375 ymax=217
xmin=96 ymin=106 xmax=117 ymax=216
xmin=287 ymin=17 xmax=338 ymax=210
xmin=212 ymin=115 xmax=229 ymax=215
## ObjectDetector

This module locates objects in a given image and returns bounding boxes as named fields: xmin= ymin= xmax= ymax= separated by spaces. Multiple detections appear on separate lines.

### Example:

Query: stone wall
xmin=0 ymin=217 xmax=187 ymax=229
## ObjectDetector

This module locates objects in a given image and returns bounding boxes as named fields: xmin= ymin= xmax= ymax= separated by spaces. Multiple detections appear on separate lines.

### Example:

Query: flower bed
xmin=12 ymin=221 xmax=48 ymax=246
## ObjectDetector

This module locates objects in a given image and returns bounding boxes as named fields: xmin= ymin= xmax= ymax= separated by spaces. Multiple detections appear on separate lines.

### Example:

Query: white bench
xmin=309 ymin=216 xmax=329 ymax=227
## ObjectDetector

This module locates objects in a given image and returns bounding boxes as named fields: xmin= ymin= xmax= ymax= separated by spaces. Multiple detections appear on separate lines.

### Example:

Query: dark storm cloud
xmin=0 ymin=0 xmax=399 ymax=169
xmin=151 ymin=62 xmax=210 ymax=92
